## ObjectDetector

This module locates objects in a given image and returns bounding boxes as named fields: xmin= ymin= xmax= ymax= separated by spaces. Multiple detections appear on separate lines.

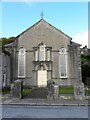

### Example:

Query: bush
xmin=85 ymin=89 xmax=90 ymax=96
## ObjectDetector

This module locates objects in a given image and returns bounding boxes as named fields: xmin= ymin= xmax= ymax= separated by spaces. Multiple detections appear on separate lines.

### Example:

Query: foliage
xmin=81 ymin=54 xmax=90 ymax=64
xmin=0 ymin=37 xmax=15 ymax=46
xmin=81 ymin=54 xmax=90 ymax=85
xmin=82 ymin=65 xmax=90 ymax=78
xmin=85 ymin=89 xmax=90 ymax=96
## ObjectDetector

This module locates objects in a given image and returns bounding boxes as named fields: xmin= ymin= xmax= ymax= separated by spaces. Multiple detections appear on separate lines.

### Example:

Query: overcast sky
xmin=0 ymin=1 xmax=89 ymax=48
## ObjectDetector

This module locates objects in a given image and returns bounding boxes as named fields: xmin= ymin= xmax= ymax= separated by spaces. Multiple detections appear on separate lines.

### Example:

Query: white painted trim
xmin=60 ymin=76 xmax=67 ymax=79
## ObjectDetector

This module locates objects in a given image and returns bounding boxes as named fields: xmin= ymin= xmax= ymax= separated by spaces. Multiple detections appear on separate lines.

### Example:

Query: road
xmin=1 ymin=105 xmax=89 ymax=118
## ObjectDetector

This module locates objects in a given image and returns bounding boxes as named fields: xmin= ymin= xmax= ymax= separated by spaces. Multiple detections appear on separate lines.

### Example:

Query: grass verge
xmin=59 ymin=86 xmax=74 ymax=94
xmin=23 ymin=88 xmax=32 ymax=97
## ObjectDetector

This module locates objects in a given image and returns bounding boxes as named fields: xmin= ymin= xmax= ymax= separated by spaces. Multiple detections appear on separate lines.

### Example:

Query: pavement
xmin=0 ymin=94 xmax=90 ymax=106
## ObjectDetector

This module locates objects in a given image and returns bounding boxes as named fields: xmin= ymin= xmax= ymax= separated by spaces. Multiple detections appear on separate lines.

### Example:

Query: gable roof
xmin=15 ymin=19 xmax=72 ymax=40
xmin=71 ymin=41 xmax=81 ymax=46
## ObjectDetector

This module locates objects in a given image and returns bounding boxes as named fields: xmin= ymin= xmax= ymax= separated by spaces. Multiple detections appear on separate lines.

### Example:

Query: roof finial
xmin=41 ymin=11 xmax=44 ymax=19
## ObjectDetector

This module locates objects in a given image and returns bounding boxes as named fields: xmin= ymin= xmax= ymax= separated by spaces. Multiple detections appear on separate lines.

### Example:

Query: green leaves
xmin=81 ymin=54 xmax=90 ymax=85
xmin=0 ymin=37 xmax=15 ymax=46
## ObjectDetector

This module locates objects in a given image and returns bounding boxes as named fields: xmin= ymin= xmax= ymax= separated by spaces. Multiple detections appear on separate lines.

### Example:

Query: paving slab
xmin=0 ymin=94 xmax=89 ymax=106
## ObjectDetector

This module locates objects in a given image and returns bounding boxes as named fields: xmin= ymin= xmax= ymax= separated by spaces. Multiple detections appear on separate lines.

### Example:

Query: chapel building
xmin=1 ymin=18 xmax=82 ymax=88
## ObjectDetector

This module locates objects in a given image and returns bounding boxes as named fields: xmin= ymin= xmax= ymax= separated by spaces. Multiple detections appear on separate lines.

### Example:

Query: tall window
xmin=47 ymin=49 xmax=50 ymax=61
xmin=34 ymin=43 xmax=51 ymax=61
xmin=59 ymin=48 xmax=67 ymax=78
xmin=39 ymin=44 xmax=46 ymax=61
xmin=35 ymin=50 xmax=38 ymax=61
xmin=18 ymin=48 xmax=26 ymax=78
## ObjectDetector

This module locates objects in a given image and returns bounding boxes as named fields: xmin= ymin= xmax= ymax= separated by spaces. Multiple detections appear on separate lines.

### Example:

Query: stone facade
xmin=3 ymin=19 xmax=82 ymax=88
xmin=0 ymin=48 xmax=11 ymax=88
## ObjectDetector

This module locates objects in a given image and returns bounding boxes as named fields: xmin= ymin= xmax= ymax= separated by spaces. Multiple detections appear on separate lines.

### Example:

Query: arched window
xmin=18 ymin=48 xmax=26 ymax=78
xmin=59 ymin=48 xmax=67 ymax=78
xmin=39 ymin=44 xmax=46 ymax=61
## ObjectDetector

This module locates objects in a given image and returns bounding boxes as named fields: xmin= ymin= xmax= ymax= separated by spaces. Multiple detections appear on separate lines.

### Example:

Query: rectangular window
xmin=60 ymin=54 xmax=66 ymax=75
xmin=35 ymin=50 xmax=38 ymax=61
xmin=47 ymin=50 xmax=50 ymax=61
xmin=59 ymin=48 xmax=67 ymax=78
xmin=18 ymin=48 xmax=26 ymax=78
xmin=39 ymin=46 xmax=45 ymax=61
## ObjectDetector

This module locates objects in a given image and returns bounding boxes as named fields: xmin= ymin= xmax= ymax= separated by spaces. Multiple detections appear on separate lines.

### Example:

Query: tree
xmin=81 ymin=54 xmax=90 ymax=85
xmin=0 ymin=37 xmax=15 ymax=46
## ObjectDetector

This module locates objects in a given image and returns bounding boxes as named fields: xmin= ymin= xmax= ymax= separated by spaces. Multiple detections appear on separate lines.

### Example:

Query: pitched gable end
xmin=15 ymin=19 xmax=72 ymax=40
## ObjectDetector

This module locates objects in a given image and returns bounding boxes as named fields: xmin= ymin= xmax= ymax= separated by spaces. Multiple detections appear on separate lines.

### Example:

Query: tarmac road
xmin=1 ymin=104 xmax=89 ymax=119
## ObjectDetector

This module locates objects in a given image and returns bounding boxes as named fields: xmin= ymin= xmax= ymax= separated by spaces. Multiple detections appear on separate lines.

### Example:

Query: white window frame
xmin=18 ymin=48 xmax=26 ymax=78
xmin=59 ymin=48 xmax=67 ymax=78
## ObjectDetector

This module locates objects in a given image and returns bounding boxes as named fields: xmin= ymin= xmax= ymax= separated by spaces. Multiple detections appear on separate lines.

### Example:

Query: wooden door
xmin=37 ymin=70 xmax=47 ymax=87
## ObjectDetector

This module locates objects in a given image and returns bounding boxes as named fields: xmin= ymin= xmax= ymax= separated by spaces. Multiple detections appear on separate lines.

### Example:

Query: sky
xmin=0 ymin=1 xmax=89 ymax=48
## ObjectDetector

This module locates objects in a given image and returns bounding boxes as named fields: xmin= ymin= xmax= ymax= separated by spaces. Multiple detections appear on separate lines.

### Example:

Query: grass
xmin=0 ymin=90 xmax=10 ymax=94
xmin=1 ymin=86 xmax=90 ymax=97
xmin=59 ymin=86 xmax=74 ymax=94
xmin=1 ymin=87 xmax=32 ymax=97
xmin=2 ymin=90 xmax=10 ymax=94
xmin=23 ymin=88 xmax=32 ymax=97
xmin=0 ymin=87 xmax=10 ymax=94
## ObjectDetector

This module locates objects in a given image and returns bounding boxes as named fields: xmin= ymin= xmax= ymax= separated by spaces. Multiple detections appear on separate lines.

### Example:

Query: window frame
xmin=18 ymin=48 xmax=26 ymax=78
xmin=47 ymin=49 xmax=51 ymax=61
xmin=39 ymin=44 xmax=46 ymax=61
xmin=59 ymin=47 xmax=67 ymax=78
xmin=35 ymin=49 xmax=38 ymax=61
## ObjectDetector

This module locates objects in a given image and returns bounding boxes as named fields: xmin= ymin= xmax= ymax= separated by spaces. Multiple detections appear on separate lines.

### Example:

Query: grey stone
xmin=11 ymin=80 xmax=23 ymax=99
xmin=53 ymin=85 xmax=59 ymax=99
xmin=10 ymin=83 xmax=15 ymax=97
xmin=47 ymin=83 xmax=54 ymax=96
xmin=47 ymin=83 xmax=59 ymax=100
xmin=74 ymin=83 xmax=85 ymax=99
xmin=7 ymin=19 xmax=82 ymax=87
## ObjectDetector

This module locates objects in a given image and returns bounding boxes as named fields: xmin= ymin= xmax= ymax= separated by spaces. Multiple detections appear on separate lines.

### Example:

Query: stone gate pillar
xmin=11 ymin=80 xmax=23 ymax=99
xmin=74 ymin=83 xmax=85 ymax=99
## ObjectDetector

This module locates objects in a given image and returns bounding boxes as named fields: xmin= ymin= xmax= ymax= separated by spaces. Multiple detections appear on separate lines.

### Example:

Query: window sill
xmin=33 ymin=60 xmax=52 ymax=63
xmin=18 ymin=76 xmax=25 ymax=78
xmin=32 ymin=70 xmax=52 ymax=71
xmin=60 ymin=76 xmax=67 ymax=79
